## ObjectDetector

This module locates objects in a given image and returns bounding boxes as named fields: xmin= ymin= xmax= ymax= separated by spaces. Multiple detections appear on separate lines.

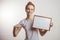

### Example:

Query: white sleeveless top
xmin=19 ymin=19 xmax=39 ymax=40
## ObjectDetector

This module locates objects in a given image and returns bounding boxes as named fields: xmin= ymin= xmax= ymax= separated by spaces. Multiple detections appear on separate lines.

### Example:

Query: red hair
xmin=25 ymin=1 xmax=35 ymax=9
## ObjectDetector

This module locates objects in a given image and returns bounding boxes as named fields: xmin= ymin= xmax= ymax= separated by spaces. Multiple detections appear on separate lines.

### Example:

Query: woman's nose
xmin=29 ymin=9 xmax=31 ymax=12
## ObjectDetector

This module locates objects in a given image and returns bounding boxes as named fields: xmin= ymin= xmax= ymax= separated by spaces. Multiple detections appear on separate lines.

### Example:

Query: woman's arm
xmin=13 ymin=24 xmax=22 ymax=37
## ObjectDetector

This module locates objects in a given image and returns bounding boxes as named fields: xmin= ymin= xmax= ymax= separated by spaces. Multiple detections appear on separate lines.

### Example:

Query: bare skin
xmin=13 ymin=4 xmax=53 ymax=37
xmin=13 ymin=24 xmax=22 ymax=37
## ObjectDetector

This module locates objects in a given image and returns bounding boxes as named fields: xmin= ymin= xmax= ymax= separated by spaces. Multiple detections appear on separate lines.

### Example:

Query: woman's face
xmin=25 ymin=5 xmax=35 ymax=16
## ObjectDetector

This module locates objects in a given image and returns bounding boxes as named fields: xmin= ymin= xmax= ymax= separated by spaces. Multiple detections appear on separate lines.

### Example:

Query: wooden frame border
xmin=32 ymin=15 xmax=52 ymax=31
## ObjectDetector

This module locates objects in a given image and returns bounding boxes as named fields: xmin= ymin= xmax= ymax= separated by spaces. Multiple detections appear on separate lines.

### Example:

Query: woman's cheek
xmin=27 ymin=10 xmax=30 ymax=12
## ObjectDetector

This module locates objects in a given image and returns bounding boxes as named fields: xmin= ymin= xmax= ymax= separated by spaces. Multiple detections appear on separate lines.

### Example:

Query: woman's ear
xmin=25 ymin=8 xmax=26 ymax=12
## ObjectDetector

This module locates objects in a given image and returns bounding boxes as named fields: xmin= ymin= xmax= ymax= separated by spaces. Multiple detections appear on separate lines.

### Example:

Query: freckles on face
xmin=26 ymin=5 xmax=35 ymax=14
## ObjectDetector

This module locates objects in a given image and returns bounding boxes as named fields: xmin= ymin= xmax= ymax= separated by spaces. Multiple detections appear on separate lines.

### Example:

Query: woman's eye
xmin=27 ymin=8 xmax=30 ymax=10
xmin=27 ymin=8 xmax=34 ymax=10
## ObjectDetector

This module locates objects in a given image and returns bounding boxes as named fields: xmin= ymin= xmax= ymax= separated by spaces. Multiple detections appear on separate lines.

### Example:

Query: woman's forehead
xmin=27 ymin=5 xmax=35 ymax=9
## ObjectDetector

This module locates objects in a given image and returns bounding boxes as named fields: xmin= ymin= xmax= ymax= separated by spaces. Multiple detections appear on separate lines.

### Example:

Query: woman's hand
xmin=13 ymin=24 xmax=22 ymax=37
xmin=50 ymin=21 xmax=53 ymax=27
xmin=39 ymin=29 xmax=47 ymax=36
xmin=31 ymin=27 xmax=39 ymax=30
xmin=41 ymin=29 xmax=46 ymax=32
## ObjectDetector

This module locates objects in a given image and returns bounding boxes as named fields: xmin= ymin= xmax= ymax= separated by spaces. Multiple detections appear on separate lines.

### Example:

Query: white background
xmin=0 ymin=0 xmax=60 ymax=40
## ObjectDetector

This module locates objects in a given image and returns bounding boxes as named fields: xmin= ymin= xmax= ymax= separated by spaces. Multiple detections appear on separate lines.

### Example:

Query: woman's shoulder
xmin=20 ymin=18 xmax=26 ymax=22
xmin=19 ymin=18 xmax=26 ymax=24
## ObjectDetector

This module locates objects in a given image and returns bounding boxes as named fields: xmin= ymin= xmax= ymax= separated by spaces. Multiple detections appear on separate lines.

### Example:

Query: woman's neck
xmin=26 ymin=15 xmax=34 ymax=21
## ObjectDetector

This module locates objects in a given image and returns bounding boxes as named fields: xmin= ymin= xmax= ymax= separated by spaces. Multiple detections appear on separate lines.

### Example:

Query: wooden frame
xmin=32 ymin=15 xmax=52 ymax=31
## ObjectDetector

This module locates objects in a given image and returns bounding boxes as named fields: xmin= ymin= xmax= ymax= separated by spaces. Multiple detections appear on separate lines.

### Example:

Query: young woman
xmin=13 ymin=2 xmax=53 ymax=40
